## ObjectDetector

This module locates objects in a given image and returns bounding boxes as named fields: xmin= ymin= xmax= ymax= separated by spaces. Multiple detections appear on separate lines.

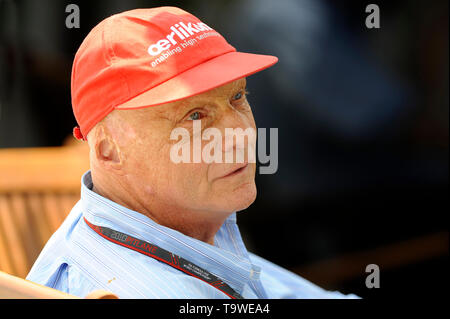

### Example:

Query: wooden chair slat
xmin=58 ymin=193 xmax=79 ymax=224
xmin=0 ymin=145 xmax=90 ymax=193
xmin=9 ymin=194 xmax=39 ymax=271
xmin=0 ymin=196 xmax=29 ymax=278
xmin=0 ymin=201 xmax=15 ymax=275
xmin=27 ymin=194 xmax=52 ymax=248
xmin=0 ymin=142 xmax=89 ymax=278
xmin=42 ymin=193 xmax=64 ymax=233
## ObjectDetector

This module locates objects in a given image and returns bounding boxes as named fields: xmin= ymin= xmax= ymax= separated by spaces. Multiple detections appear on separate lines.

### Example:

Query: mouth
xmin=221 ymin=163 xmax=249 ymax=179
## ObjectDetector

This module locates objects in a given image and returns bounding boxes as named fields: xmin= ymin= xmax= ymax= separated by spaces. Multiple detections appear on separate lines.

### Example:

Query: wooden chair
xmin=0 ymin=137 xmax=90 ymax=279
xmin=0 ymin=270 xmax=118 ymax=299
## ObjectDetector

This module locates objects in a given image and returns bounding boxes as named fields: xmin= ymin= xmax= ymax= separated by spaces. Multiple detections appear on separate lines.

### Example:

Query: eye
xmin=230 ymin=89 xmax=250 ymax=112
xmin=233 ymin=90 xmax=246 ymax=101
xmin=187 ymin=111 xmax=203 ymax=121
xmin=232 ymin=89 xmax=249 ymax=103
xmin=233 ymin=92 xmax=243 ymax=100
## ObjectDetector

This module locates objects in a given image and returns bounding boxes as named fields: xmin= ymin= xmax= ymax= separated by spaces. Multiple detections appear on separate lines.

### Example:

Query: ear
xmin=94 ymin=124 xmax=123 ymax=171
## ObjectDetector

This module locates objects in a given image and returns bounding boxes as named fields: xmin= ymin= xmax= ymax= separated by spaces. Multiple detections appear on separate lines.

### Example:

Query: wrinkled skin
xmin=87 ymin=78 xmax=257 ymax=245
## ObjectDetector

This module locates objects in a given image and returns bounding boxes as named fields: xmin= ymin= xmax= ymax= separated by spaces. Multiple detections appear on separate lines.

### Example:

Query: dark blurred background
xmin=0 ymin=0 xmax=448 ymax=299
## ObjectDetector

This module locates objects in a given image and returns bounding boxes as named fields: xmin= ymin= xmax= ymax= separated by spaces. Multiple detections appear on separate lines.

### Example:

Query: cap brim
xmin=115 ymin=51 xmax=278 ymax=109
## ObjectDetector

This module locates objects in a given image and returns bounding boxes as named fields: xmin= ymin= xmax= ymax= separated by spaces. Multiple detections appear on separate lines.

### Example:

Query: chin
xmin=221 ymin=181 xmax=257 ymax=212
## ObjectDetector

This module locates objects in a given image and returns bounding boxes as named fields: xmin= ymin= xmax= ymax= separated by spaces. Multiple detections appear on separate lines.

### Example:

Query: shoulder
xmin=248 ymin=252 xmax=360 ymax=299
xmin=29 ymin=261 xmax=101 ymax=298
xmin=26 ymin=203 xmax=103 ymax=297
xmin=27 ymin=206 xmax=222 ymax=298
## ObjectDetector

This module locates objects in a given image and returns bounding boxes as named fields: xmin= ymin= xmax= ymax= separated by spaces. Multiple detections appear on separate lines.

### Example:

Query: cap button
xmin=73 ymin=126 xmax=84 ymax=141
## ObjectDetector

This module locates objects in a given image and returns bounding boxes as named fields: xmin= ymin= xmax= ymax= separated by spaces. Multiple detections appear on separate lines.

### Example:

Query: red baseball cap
xmin=71 ymin=7 xmax=278 ymax=141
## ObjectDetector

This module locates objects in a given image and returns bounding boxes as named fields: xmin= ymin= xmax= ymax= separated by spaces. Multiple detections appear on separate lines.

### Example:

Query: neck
xmin=91 ymin=182 xmax=229 ymax=246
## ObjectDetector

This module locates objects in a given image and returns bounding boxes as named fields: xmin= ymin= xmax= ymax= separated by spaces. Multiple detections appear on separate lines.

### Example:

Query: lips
xmin=221 ymin=163 xmax=249 ymax=179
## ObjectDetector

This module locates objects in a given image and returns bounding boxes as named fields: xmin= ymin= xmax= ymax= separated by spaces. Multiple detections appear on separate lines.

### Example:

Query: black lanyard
xmin=84 ymin=217 xmax=244 ymax=299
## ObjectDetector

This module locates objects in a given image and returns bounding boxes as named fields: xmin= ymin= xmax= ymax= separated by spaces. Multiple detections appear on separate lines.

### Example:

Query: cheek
xmin=142 ymin=185 xmax=155 ymax=196
xmin=110 ymin=119 xmax=138 ymax=149
xmin=162 ymin=162 xmax=211 ymax=206
xmin=124 ymin=135 xmax=171 ymax=184
xmin=135 ymin=143 xmax=209 ymax=195
xmin=127 ymin=128 xmax=214 ymax=201
xmin=169 ymin=162 xmax=209 ymax=188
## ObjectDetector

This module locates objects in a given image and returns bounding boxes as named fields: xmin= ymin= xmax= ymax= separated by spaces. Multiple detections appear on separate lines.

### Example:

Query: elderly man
xmin=27 ymin=7 xmax=356 ymax=299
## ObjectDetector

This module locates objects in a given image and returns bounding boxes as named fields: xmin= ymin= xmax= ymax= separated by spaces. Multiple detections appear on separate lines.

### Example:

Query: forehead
xmin=116 ymin=78 xmax=247 ymax=120
xmin=164 ymin=77 xmax=246 ymax=107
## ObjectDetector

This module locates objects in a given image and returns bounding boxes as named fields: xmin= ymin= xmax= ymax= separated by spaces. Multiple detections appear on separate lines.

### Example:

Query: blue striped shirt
xmin=26 ymin=171 xmax=358 ymax=299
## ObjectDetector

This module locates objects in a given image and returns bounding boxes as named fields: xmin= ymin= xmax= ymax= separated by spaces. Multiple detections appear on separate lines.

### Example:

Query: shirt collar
xmin=80 ymin=170 xmax=261 ymax=295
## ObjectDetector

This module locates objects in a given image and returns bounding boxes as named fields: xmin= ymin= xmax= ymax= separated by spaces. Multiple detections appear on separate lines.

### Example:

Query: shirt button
xmin=249 ymin=268 xmax=260 ymax=280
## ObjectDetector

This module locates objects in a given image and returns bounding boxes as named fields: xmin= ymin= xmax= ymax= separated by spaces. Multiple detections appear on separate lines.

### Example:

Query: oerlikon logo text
xmin=147 ymin=21 xmax=214 ymax=57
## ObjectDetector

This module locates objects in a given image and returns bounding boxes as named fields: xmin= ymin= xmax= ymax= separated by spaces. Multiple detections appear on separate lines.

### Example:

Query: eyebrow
xmin=139 ymin=105 xmax=174 ymax=122
xmin=188 ymin=79 xmax=247 ymax=102
xmin=154 ymin=78 xmax=248 ymax=120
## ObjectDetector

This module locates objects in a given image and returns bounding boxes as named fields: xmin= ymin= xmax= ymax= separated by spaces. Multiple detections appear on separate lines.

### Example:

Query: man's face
xmin=110 ymin=78 xmax=257 ymax=216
